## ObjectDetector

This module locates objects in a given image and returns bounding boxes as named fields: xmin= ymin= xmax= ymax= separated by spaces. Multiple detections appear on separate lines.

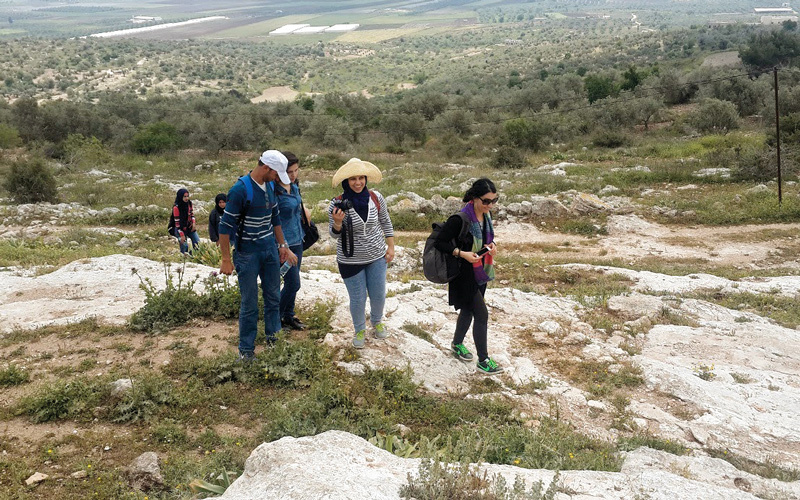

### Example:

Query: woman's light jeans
xmin=342 ymin=257 xmax=386 ymax=333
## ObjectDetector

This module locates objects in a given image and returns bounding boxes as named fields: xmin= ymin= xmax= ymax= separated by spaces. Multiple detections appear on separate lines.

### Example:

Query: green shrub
xmin=261 ymin=337 xmax=331 ymax=387
xmin=503 ymin=118 xmax=546 ymax=151
xmin=131 ymin=121 xmax=181 ymax=155
xmin=199 ymin=271 xmax=241 ymax=320
xmin=260 ymin=377 xmax=363 ymax=441
xmin=102 ymin=207 xmax=167 ymax=226
xmin=690 ymin=98 xmax=740 ymax=133
xmin=401 ymin=459 xmax=559 ymax=500
xmin=165 ymin=350 xmax=259 ymax=386
xmin=298 ymin=299 xmax=336 ymax=339
xmin=303 ymin=153 xmax=347 ymax=171
xmin=3 ymin=158 xmax=58 ymax=204
xmin=491 ymin=147 xmax=526 ymax=169
xmin=591 ymin=130 xmax=629 ymax=148
xmin=129 ymin=264 xmax=202 ymax=333
xmin=193 ymin=242 xmax=222 ymax=267
xmin=0 ymin=123 xmax=21 ymax=149
xmin=21 ymin=378 xmax=105 ymax=423
xmin=112 ymin=374 xmax=180 ymax=423
xmin=0 ymin=364 xmax=29 ymax=387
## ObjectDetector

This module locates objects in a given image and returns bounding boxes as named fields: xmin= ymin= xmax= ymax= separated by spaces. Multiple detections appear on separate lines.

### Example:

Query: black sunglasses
xmin=479 ymin=196 xmax=499 ymax=206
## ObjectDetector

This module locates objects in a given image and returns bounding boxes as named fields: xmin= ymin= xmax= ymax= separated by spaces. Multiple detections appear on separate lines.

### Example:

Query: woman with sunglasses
xmin=434 ymin=177 xmax=502 ymax=375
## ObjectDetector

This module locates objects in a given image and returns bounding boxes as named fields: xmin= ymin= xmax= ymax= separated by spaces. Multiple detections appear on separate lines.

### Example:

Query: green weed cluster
xmin=129 ymin=263 xmax=240 ymax=333
xmin=551 ymin=360 xmax=644 ymax=399
xmin=19 ymin=373 xmax=182 ymax=424
xmin=0 ymin=364 xmax=30 ymax=387
xmin=401 ymin=460 xmax=559 ymax=500
xmin=708 ymin=448 xmax=800 ymax=482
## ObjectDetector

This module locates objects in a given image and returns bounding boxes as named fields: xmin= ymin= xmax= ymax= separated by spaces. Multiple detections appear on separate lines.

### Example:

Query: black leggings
xmin=453 ymin=286 xmax=488 ymax=362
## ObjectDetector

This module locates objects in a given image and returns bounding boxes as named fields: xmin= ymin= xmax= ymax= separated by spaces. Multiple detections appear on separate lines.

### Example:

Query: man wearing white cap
xmin=218 ymin=150 xmax=298 ymax=361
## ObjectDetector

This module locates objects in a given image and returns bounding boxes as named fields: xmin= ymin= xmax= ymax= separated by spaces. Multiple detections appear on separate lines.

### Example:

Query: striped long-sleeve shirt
xmin=327 ymin=190 xmax=394 ymax=265
xmin=219 ymin=175 xmax=281 ymax=253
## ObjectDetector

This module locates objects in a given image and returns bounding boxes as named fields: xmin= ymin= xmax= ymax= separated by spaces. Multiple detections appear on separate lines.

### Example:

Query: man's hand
xmin=218 ymin=234 xmax=233 ymax=275
xmin=280 ymin=247 xmax=298 ymax=265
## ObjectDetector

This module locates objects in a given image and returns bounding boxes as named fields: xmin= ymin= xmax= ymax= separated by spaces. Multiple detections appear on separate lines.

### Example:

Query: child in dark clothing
xmin=208 ymin=193 xmax=227 ymax=245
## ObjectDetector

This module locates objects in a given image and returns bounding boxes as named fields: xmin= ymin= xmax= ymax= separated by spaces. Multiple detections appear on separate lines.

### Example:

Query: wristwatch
xmin=278 ymin=243 xmax=289 ymax=248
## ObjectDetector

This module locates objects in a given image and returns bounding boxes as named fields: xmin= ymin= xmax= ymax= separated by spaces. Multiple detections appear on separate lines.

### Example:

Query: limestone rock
xmin=572 ymin=192 xmax=610 ymax=214
xmin=25 ymin=472 xmax=48 ymax=486
xmin=111 ymin=378 xmax=133 ymax=395
xmin=529 ymin=196 xmax=570 ymax=217
xmin=127 ymin=452 xmax=163 ymax=492
xmin=207 ymin=431 xmax=794 ymax=500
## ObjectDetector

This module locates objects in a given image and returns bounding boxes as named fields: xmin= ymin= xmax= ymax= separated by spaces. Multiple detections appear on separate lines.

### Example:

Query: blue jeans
xmin=342 ymin=257 xmax=387 ymax=333
xmin=175 ymin=231 xmax=200 ymax=254
xmin=279 ymin=243 xmax=304 ymax=321
xmin=233 ymin=242 xmax=281 ymax=355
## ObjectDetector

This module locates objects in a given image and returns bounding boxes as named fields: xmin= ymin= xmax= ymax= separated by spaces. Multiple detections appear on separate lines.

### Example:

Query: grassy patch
xmin=403 ymin=322 xmax=435 ymax=344
xmin=618 ymin=434 xmax=690 ymax=456
xmin=550 ymin=360 xmax=644 ymax=399
xmin=731 ymin=372 xmax=755 ymax=384
xmin=707 ymin=449 xmax=800 ymax=482
xmin=401 ymin=459 xmax=559 ymax=500
xmin=0 ymin=364 xmax=30 ymax=387
xmin=693 ymin=289 xmax=800 ymax=329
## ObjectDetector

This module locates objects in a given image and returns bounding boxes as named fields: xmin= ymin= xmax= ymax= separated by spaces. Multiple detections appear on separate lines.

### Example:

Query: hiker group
xmin=173 ymin=150 xmax=504 ymax=375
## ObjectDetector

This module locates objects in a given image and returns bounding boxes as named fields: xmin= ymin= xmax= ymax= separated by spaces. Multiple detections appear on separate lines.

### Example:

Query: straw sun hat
xmin=331 ymin=158 xmax=383 ymax=187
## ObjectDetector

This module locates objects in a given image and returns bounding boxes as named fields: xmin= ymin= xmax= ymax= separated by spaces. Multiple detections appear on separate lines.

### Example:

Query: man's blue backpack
xmin=231 ymin=175 xmax=253 ymax=249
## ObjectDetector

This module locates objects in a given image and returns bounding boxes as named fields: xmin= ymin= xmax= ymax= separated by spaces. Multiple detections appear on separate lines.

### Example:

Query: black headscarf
xmin=214 ymin=193 xmax=227 ymax=215
xmin=174 ymin=188 xmax=191 ymax=228
xmin=341 ymin=179 xmax=370 ymax=222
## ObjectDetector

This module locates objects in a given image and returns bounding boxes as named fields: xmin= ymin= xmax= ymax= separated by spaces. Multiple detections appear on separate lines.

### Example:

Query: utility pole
xmin=774 ymin=67 xmax=782 ymax=206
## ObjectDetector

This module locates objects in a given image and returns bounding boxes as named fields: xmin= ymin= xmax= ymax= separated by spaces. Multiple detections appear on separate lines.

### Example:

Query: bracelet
xmin=456 ymin=249 xmax=461 ymax=257
xmin=278 ymin=243 xmax=288 ymax=248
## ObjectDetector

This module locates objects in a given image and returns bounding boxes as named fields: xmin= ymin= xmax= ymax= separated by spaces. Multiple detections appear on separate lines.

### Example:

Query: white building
xmin=269 ymin=24 xmax=309 ymax=35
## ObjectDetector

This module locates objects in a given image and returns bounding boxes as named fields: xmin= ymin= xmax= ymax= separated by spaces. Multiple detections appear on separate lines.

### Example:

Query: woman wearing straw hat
xmin=328 ymin=158 xmax=395 ymax=348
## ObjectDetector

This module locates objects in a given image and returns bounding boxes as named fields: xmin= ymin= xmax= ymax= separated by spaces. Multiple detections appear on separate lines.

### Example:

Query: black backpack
xmin=423 ymin=212 xmax=470 ymax=284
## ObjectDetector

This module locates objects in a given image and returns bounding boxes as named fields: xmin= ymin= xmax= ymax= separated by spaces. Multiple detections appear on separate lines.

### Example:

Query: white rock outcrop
xmin=208 ymin=431 xmax=799 ymax=500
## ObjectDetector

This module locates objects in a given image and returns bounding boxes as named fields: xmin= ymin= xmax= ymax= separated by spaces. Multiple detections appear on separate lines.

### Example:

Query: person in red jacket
xmin=171 ymin=188 xmax=200 ymax=255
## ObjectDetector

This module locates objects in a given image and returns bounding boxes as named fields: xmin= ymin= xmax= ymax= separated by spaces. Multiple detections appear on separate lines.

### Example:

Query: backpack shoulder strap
xmin=456 ymin=212 xmax=470 ymax=239
xmin=238 ymin=175 xmax=254 ymax=206
xmin=234 ymin=175 xmax=254 ymax=245
xmin=369 ymin=190 xmax=381 ymax=211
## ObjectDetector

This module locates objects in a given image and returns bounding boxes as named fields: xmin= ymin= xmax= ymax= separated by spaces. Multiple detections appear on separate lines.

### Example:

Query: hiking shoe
xmin=237 ymin=352 xmax=256 ymax=364
xmin=373 ymin=322 xmax=389 ymax=339
xmin=476 ymin=358 xmax=504 ymax=375
xmin=451 ymin=343 xmax=473 ymax=361
xmin=282 ymin=317 xmax=307 ymax=331
xmin=353 ymin=329 xmax=366 ymax=349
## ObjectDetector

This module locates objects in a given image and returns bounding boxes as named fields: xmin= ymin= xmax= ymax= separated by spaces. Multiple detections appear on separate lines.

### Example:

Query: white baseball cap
xmin=259 ymin=150 xmax=290 ymax=184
